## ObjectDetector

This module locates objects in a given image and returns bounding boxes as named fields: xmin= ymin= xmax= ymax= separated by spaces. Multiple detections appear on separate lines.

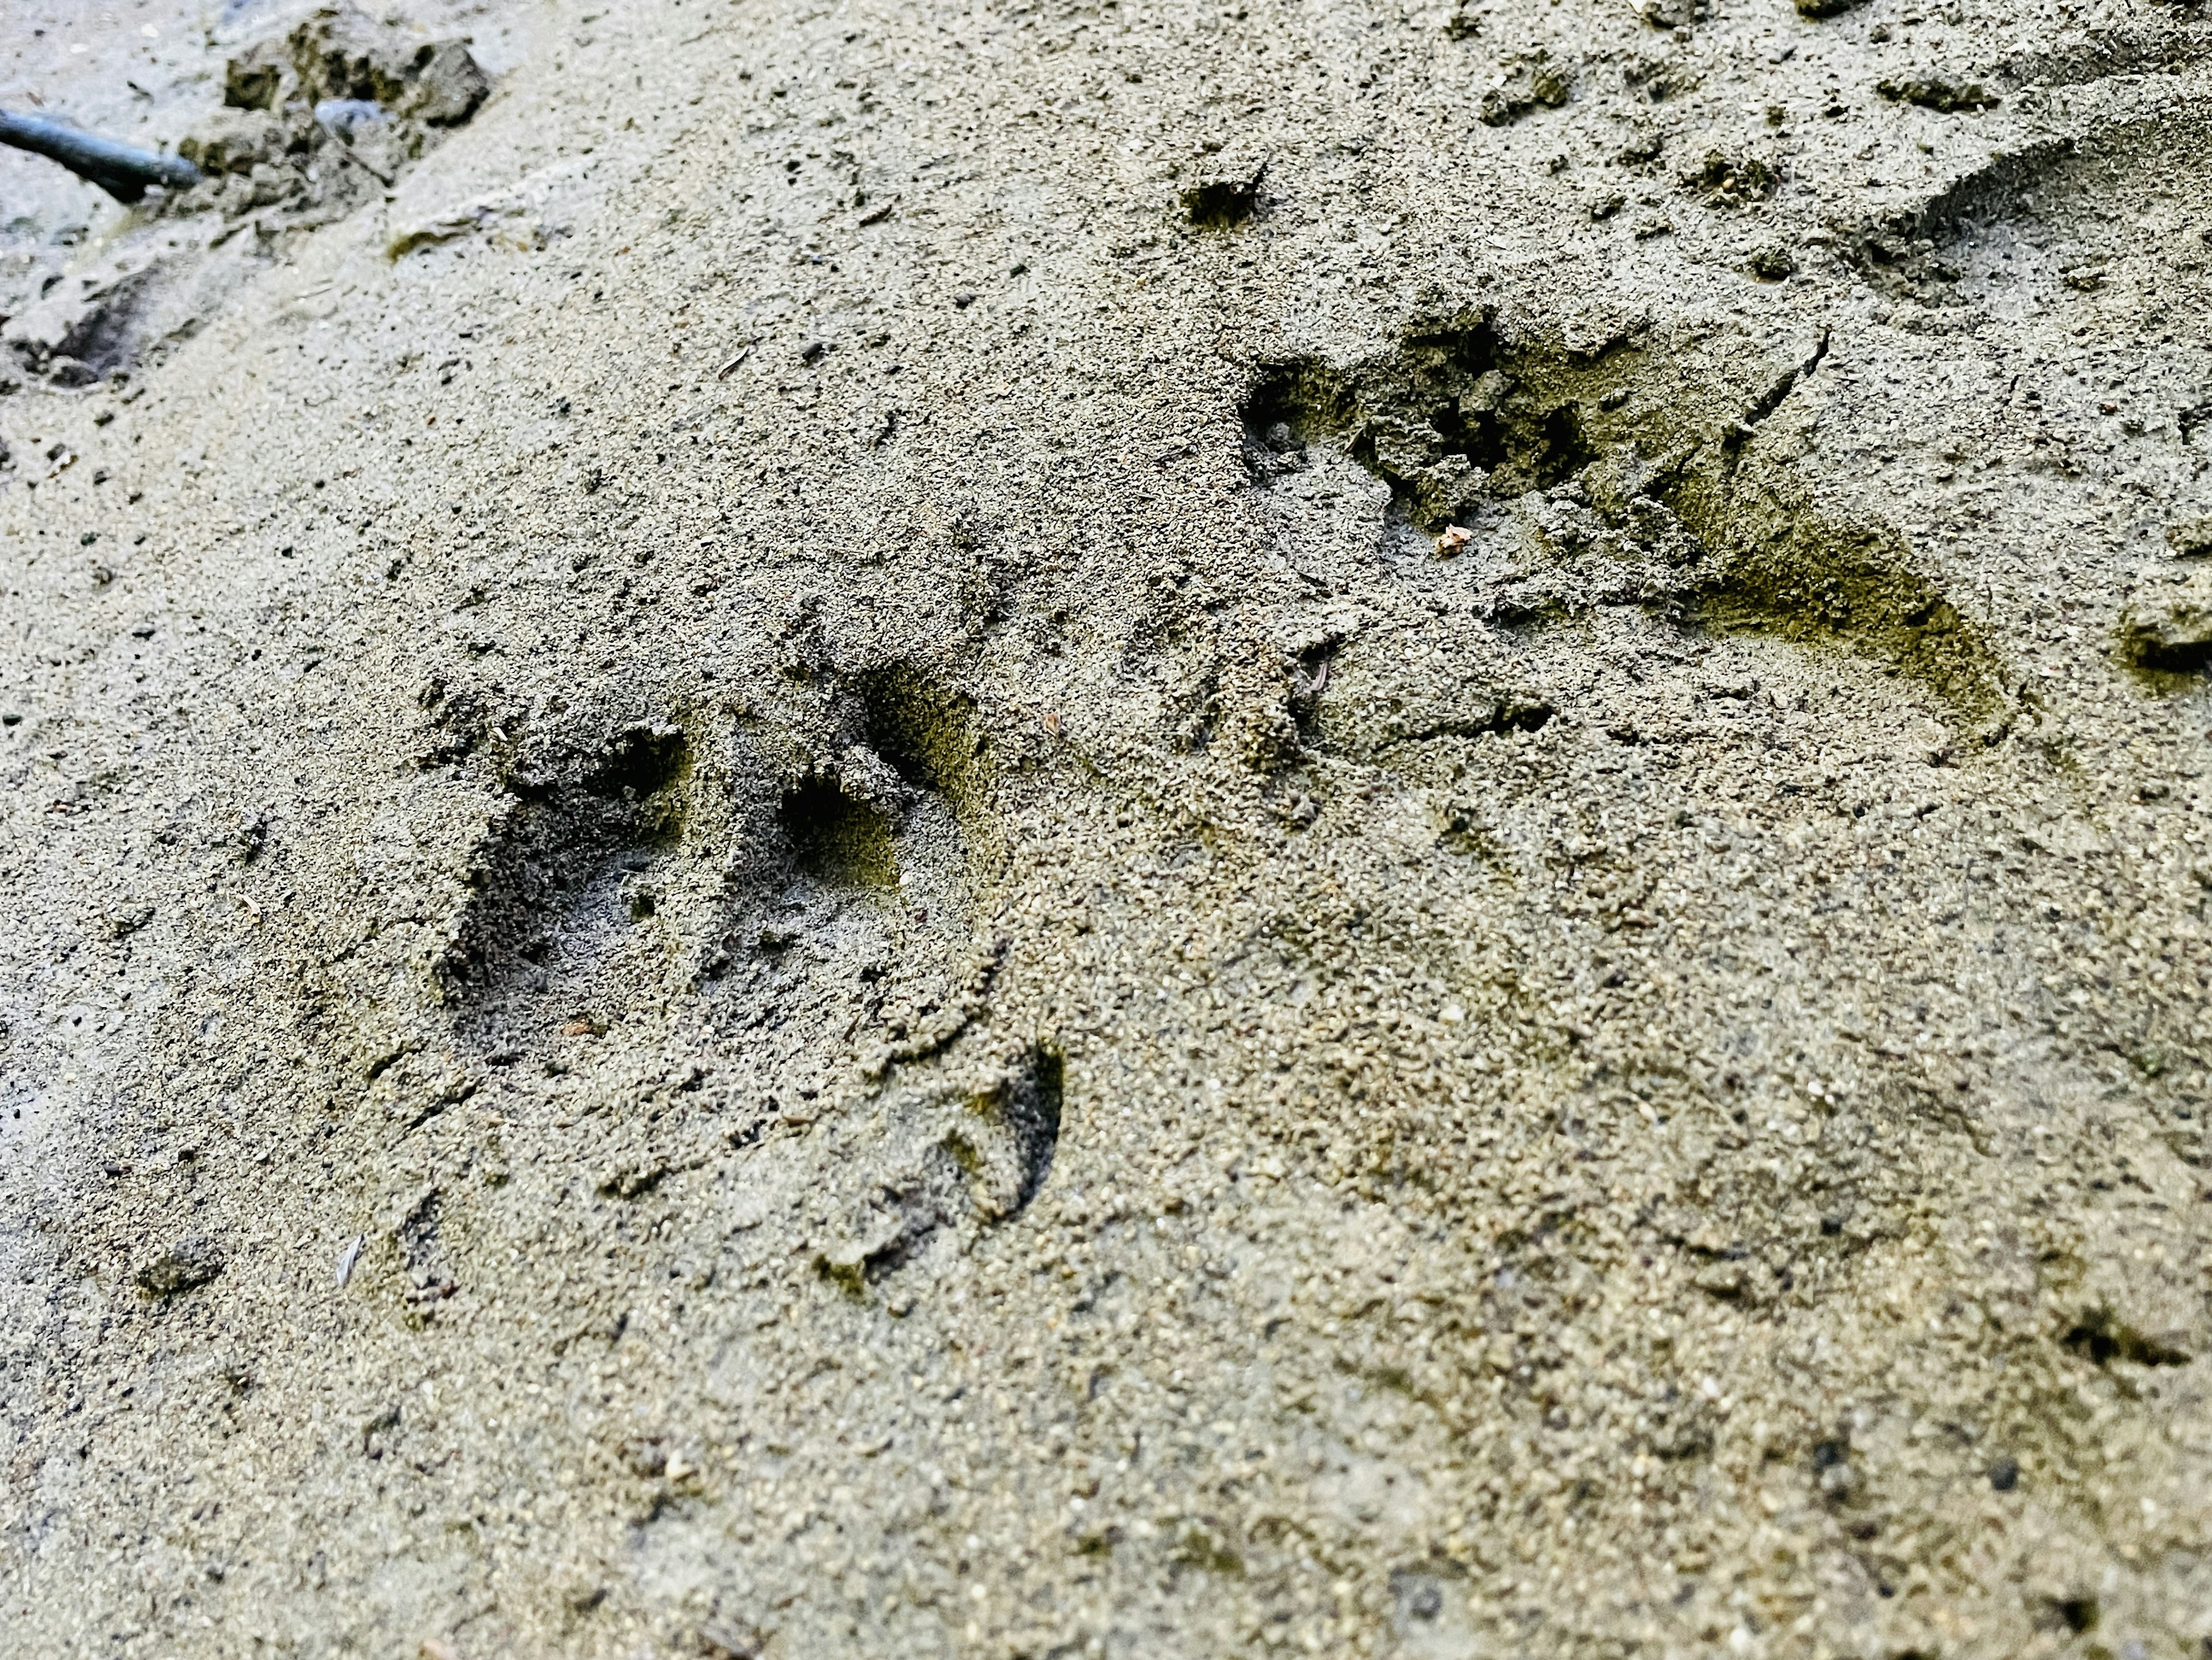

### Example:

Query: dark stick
xmin=0 ymin=108 xmax=200 ymax=203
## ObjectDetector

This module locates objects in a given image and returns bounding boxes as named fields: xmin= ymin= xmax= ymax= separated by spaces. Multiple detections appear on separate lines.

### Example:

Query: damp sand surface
xmin=4 ymin=2 xmax=2212 ymax=1656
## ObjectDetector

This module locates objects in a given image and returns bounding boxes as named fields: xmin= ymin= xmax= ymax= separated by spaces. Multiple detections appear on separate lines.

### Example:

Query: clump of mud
xmin=3 ymin=2 xmax=486 ymax=389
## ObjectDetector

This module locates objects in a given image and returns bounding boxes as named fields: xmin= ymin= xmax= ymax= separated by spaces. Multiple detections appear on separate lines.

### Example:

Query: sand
xmin=3 ymin=0 xmax=2210 ymax=1655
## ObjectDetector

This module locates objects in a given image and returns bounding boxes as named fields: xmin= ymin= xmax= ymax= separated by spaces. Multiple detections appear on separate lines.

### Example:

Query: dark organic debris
xmin=1748 ymin=243 xmax=1798 ymax=280
xmin=1481 ymin=52 xmax=1574 ymax=126
xmin=136 ymin=1237 xmax=226 ymax=1298
xmin=2062 ymin=1309 xmax=2193 ymax=1367
xmin=1877 ymin=76 xmax=1999 ymax=114
xmin=1685 ymin=147 xmax=1779 ymax=206
xmin=0 ymin=108 xmax=201 ymax=203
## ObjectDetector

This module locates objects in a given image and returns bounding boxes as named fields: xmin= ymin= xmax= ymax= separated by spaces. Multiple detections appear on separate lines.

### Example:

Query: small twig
xmin=315 ymin=102 xmax=397 ymax=187
xmin=332 ymin=140 xmax=395 ymax=188
xmin=0 ymin=107 xmax=199 ymax=203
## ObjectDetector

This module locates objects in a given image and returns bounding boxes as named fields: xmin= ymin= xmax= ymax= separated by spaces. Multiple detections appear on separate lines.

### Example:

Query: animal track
xmin=779 ymin=774 xmax=900 ymax=891
xmin=437 ymin=663 xmax=991 ymax=1036
xmin=1241 ymin=311 xmax=2005 ymax=727
xmin=1851 ymin=100 xmax=2212 ymax=328
xmin=437 ymin=719 xmax=696 ymax=1017
xmin=815 ymin=1040 xmax=1065 ymax=1292
xmin=429 ymin=663 xmax=1065 ymax=1292
xmin=395 ymin=1186 xmax=458 ymax=1324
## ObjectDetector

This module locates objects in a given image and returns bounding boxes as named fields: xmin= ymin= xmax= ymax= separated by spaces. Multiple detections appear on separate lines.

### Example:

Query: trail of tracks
xmin=3 ymin=2 xmax=2210 ymax=1655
